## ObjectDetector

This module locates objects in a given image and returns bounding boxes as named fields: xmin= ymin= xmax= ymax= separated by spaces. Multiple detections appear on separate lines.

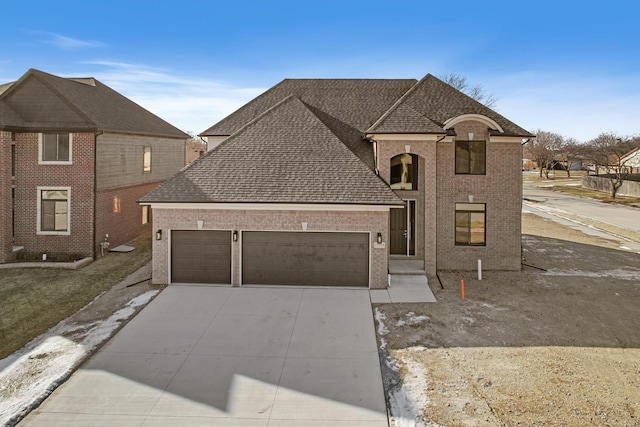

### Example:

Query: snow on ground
xmin=544 ymin=268 xmax=640 ymax=280
xmin=0 ymin=290 xmax=158 ymax=426
xmin=375 ymin=307 xmax=438 ymax=427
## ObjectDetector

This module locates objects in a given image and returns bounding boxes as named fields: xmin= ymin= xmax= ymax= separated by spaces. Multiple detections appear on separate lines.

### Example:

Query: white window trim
xmin=143 ymin=146 xmax=152 ymax=172
xmin=37 ymin=186 xmax=71 ymax=235
xmin=38 ymin=133 xmax=73 ymax=165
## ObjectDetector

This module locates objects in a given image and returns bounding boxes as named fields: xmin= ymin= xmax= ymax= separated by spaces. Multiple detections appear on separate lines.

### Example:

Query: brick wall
xmin=151 ymin=208 xmax=390 ymax=288
xmin=95 ymin=181 xmax=159 ymax=256
xmin=0 ymin=132 xmax=12 ymax=262
xmin=13 ymin=132 xmax=95 ymax=258
xmin=436 ymin=121 xmax=522 ymax=270
xmin=376 ymin=138 xmax=438 ymax=274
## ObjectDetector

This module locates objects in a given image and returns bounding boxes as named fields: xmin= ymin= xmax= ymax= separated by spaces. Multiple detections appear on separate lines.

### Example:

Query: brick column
xmin=0 ymin=132 xmax=13 ymax=262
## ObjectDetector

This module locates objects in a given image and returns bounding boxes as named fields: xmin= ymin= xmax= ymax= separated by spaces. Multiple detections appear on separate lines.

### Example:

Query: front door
xmin=390 ymin=206 xmax=407 ymax=254
xmin=390 ymin=201 xmax=416 ymax=255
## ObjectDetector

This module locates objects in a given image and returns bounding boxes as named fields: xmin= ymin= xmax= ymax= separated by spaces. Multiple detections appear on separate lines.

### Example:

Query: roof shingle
xmin=0 ymin=69 xmax=187 ymax=138
xmin=141 ymin=96 xmax=402 ymax=205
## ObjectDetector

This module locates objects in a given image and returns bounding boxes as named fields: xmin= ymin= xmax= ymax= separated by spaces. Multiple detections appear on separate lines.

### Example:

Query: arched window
xmin=390 ymin=153 xmax=418 ymax=190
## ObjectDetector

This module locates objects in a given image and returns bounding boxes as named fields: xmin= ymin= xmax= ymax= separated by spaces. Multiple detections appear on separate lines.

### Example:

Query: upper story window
xmin=455 ymin=203 xmax=485 ymax=246
xmin=40 ymin=133 xmax=72 ymax=164
xmin=38 ymin=187 xmax=71 ymax=235
xmin=143 ymin=146 xmax=152 ymax=172
xmin=455 ymin=140 xmax=485 ymax=174
xmin=390 ymin=153 xmax=418 ymax=190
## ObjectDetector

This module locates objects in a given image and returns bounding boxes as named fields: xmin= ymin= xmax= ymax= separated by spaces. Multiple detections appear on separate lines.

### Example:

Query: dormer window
xmin=390 ymin=153 xmax=418 ymax=190
xmin=39 ymin=133 xmax=72 ymax=164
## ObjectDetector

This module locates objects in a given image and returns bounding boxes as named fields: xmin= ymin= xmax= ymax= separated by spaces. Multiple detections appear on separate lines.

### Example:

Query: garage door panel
xmin=171 ymin=230 xmax=231 ymax=284
xmin=242 ymin=232 xmax=369 ymax=287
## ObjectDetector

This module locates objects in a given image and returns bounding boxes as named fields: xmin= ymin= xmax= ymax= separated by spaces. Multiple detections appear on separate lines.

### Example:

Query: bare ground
xmin=375 ymin=213 xmax=640 ymax=426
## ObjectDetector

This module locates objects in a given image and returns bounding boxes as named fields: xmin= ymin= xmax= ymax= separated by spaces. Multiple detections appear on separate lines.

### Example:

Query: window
xmin=38 ymin=188 xmax=70 ymax=234
xmin=40 ymin=133 xmax=72 ymax=164
xmin=142 ymin=205 xmax=150 ymax=224
xmin=455 ymin=203 xmax=485 ymax=246
xmin=390 ymin=153 xmax=418 ymax=190
xmin=455 ymin=140 xmax=485 ymax=174
xmin=143 ymin=146 xmax=152 ymax=172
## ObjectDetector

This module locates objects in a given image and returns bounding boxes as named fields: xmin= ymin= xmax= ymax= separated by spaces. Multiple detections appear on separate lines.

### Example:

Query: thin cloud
xmin=80 ymin=61 xmax=264 ymax=134
xmin=42 ymin=32 xmax=106 ymax=49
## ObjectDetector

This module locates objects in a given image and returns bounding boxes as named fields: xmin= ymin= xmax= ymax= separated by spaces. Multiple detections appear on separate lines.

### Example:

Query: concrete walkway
xmin=20 ymin=286 xmax=388 ymax=427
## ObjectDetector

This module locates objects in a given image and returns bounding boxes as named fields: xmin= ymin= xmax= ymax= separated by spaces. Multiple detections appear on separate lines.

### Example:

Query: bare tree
xmin=528 ymin=130 xmax=564 ymax=178
xmin=584 ymin=132 xmax=637 ymax=198
xmin=439 ymin=73 xmax=498 ymax=110
xmin=556 ymin=137 xmax=583 ymax=178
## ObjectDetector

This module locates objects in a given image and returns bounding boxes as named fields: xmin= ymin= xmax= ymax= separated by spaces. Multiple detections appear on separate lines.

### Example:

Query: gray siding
xmin=96 ymin=132 xmax=186 ymax=191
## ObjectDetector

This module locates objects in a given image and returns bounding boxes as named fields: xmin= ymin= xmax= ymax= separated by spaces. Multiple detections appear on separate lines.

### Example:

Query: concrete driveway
xmin=20 ymin=286 xmax=388 ymax=426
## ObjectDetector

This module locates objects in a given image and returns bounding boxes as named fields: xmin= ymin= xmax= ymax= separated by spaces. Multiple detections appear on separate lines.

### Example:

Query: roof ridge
xmin=209 ymin=94 xmax=301 ymax=153
xmin=367 ymin=74 xmax=434 ymax=133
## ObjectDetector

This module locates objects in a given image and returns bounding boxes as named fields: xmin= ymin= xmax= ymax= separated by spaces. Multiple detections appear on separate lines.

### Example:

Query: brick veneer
xmin=95 ymin=181 xmax=159 ymax=256
xmin=0 ymin=132 xmax=12 ymax=262
xmin=435 ymin=121 xmax=522 ymax=270
xmin=13 ymin=132 xmax=95 ymax=258
xmin=374 ymin=119 xmax=523 ymax=273
xmin=151 ymin=208 xmax=390 ymax=288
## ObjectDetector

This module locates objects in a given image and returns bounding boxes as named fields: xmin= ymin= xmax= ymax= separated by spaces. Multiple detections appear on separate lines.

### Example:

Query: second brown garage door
xmin=171 ymin=230 xmax=231 ymax=284
xmin=242 ymin=231 xmax=369 ymax=287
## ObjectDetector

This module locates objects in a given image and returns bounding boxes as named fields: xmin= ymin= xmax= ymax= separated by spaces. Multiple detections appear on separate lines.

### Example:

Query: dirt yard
xmin=375 ymin=213 xmax=640 ymax=426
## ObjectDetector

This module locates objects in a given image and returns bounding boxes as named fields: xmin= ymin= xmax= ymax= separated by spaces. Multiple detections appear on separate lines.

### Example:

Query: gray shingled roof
xmin=0 ymin=101 xmax=24 ymax=128
xmin=141 ymin=96 xmax=402 ymax=205
xmin=200 ymin=79 xmax=417 ymax=169
xmin=0 ymin=69 xmax=187 ymax=138
xmin=368 ymin=74 xmax=534 ymax=137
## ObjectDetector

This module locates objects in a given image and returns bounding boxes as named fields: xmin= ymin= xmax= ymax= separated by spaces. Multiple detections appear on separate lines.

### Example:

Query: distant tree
xmin=439 ymin=73 xmax=498 ymax=110
xmin=584 ymin=132 xmax=637 ymax=198
xmin=528 ymin=130 xmax=564 ymax=178
xmin=556 ymin=137 xmax=583 ymax=178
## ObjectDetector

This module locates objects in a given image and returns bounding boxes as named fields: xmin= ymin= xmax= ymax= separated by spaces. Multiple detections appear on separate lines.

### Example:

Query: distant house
xmin=185 ymin=136 xmax=207 ymax=165
xmin=0 ymin=69 xmax=188 ymax=263
xmin=141 ymin=74 xmax=533 ymax=288
xmin=621 ymin=146 xmax=640 ymax=173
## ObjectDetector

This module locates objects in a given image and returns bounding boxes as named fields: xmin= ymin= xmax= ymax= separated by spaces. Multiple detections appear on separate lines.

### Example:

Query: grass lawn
xmin=549 ymin=183 xmax=640 ymax=206
xmin=0 ymin=235 xmax=152 ymax=360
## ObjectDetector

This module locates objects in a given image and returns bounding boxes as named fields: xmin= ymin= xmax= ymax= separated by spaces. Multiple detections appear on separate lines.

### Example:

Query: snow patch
xmin=375 ymin=307 xmax=389 ymax=337
xmin=388 ymin=350 xmax=442 ymax=427
xmin=0 ymin=290 xmax=159 ymax=425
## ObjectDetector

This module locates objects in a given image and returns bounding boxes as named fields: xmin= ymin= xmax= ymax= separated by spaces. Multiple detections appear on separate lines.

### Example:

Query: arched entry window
xmin=390 ymin=153 xmax=418 ymax=190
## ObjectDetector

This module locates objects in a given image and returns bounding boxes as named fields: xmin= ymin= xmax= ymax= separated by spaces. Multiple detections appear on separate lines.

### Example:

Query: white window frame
xmin=37 ymin=186 xmax=71 ymax=235
xmin=142 ymin=205 xmax=150 ymax=224
xmin=38 ymin=133 xmax=73 ymax=165
xmin=143 ymin=146 xmax=152 ymax=172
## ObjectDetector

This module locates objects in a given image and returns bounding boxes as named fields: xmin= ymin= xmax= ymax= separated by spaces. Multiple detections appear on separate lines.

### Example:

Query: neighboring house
xmin=185 ymin=136 xmax=207 ymax=165
xmin=620 ymin=146 xmax=640 ymax=173
xmin=140 ymin=74 xmax=533 ymax=288
xmin=0 ymin=69 xmax=188 ymax=263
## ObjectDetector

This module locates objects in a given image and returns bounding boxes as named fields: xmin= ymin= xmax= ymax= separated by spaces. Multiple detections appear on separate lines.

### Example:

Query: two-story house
xmin=0 ymin=69 xmax=188 ymax=263
xmin=140 ymin=74 xmax=533 ymax=288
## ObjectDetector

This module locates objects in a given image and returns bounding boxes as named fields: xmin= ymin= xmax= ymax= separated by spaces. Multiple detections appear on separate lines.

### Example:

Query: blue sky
xmin=2 ymin=0 xmax=639 ymax=141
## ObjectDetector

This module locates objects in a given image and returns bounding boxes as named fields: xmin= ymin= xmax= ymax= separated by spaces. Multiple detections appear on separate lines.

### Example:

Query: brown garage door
xmin=171 ymin=230 xmax=231 ymax=284
xmin=242 ymin=231 xmax=369 ymax=287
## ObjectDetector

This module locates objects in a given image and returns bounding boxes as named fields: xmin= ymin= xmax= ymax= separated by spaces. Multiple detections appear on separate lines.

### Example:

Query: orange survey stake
xmin=461 ymin=279 xmax=465 ymax=300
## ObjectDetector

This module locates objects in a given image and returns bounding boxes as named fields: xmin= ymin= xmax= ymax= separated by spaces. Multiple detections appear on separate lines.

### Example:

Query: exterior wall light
xmin=233 ymin=230 xmax=238 ymax=242
xmin=155 ymin=229 xmax=162 ymax=240
xmin=377 ymin=232 xmax=383 ymax=244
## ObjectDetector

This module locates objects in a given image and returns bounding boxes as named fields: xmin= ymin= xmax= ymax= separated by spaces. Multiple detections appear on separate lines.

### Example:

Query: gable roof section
xmin=200 ymin=79 xmax=417 ymax=169
xmin=0 ymin=69 xmax=187 ymax=138
xmin=368 ymin=74 xmax=533 ymax=137
xmin=141 ymin=95 xmax=402 ymax=205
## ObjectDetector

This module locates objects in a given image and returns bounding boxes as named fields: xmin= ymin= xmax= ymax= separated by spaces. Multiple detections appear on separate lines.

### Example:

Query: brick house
xmin=140 ymin=74 xmax=533 ymax=288
xmin=0 ymin=69 xmax=188 ymax=263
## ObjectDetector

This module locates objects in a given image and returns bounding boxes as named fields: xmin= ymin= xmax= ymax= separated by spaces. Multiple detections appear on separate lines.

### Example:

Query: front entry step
xmin=389 ymin=259 xmax=425 ymax=275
